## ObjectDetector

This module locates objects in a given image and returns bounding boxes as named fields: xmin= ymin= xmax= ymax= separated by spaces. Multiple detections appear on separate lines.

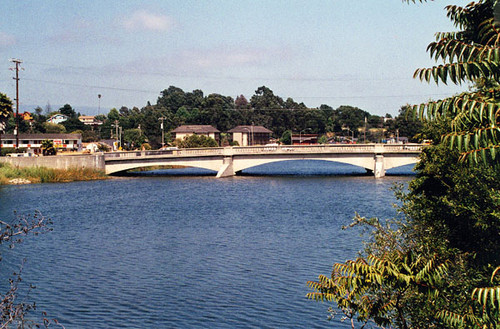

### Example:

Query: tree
xmin=43 ymin=122 xmax=66 ymax=134
xmin=334 ymin=106 xmax=369 ymax=132
xmin=309 ymin=2 xmax=500 ymax=327
xmin=107 ymin=108 xmax=120 ymax=122
xmin=250 ymin=86 xmax=285 ymax=109
xmin=0 ymin=93 xmax=13 ymax=155
xmin=235 ymin=95 xmax=250 ymax=109
xmin=123 ymin=128 xmax=146 ymax=150
xmin=172 ymin=134 xmax=218 ymax=148
xmin=41 ymin=139 xmax=56 ymax=156
xmin=409 ymin=0 xmax=500 ymax=163
xmin=61 ymin=118 xmax=85 ymax=133
xmin=157 ymin=86 xmax=187 ymax=112
xmin=280 ymin=130 xmax=292 ymax=145
xmin=59 ymin=104 xmax=76 ymax=119
xmin=395 ymin=106 xmax=424 ymax=142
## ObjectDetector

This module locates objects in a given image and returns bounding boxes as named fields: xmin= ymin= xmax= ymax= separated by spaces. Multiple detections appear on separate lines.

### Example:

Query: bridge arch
xmin=231 ymin=154 xmax=377 ymax=174
xmin=105 ymin=158 xmax=222 ymax=175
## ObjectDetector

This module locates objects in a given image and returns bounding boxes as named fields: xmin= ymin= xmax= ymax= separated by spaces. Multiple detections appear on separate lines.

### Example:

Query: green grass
xmin=0 ymin=162 xmax=108 ymax=184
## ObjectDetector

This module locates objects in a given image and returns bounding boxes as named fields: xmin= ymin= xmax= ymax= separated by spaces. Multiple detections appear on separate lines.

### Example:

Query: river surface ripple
xmin=0 ymin=162 xmax=413 ymax=328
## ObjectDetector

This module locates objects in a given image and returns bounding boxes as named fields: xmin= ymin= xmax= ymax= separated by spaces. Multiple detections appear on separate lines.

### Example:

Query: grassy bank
xmin=0 ymin=162 xmax=108 ymax=185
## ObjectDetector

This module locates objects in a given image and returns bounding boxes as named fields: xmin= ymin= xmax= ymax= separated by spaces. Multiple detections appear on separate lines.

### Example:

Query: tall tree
xmin=59 ymin=104 xmax=76 ymax=118
xmin=250 ymin=86 xmax=285 ymax=109
xmin=409 ymin=0 xmax=500 ymax=163
xmin=0 ymin=93 xmax=13 ymax=155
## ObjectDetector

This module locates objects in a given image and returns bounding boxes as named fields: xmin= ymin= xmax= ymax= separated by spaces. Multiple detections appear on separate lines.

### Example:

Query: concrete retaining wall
xmin=0 ymin=154 xmax=106 ymax=171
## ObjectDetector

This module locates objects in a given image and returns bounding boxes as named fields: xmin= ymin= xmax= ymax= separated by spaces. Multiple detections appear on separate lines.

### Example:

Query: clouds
xmin=122 ymin=10 xmax=174 ymax=32
xmin=0 ymin=32 xmax=15 ymax=48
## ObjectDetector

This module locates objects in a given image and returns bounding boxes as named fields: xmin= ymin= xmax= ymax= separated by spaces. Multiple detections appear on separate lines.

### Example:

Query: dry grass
xmin=0 ymin=162 xmax=108 ymax=185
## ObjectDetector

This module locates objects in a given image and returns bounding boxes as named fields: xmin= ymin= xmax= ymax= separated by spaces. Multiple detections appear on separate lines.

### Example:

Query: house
xmin=171 ymin=125 xmax=220 ymax=144
xmin=46 ymin=114 xmax=68 ymax=124
xmin=78 ymin=115 xmax=103 ymax=126
xmin=228 ymin=125 xmax=273 ymax=146
xmin=0 ymin=133 xmax=82 ymax=153
xmin=291 ymin=133 xmax=318 ymax=145
xmin=13 ymin=112 xmax=33 ymax=121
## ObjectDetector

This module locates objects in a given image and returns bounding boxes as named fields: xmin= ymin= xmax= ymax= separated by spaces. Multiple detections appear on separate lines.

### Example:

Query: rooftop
xmin=228 ymin=125 xmax=272 ymax=133
xmin=172 ymin=125 xmax=220 ymax=133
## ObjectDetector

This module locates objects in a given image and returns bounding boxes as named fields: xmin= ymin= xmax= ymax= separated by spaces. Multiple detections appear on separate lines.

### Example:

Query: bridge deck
xmin=104 ymin=144 xmax=422 ymax=160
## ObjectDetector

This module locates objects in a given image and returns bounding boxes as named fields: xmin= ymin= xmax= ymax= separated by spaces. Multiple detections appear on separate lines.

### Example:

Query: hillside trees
xmin=0 ymin=212 xmax=60 ymax=328
xmin=16 ymin=85 xmax=410 ymax=149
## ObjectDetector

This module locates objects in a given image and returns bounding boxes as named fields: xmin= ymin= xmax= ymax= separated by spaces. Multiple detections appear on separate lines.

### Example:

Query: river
xmin=0 ymin=161 xmax=414 ymax=328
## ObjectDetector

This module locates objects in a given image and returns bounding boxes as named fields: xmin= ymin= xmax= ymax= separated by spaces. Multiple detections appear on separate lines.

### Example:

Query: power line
xmin=23 ymin=78 xmax=154 ymax=93
xmin=22 ymin=77 xmax=460 ymax=101
xmin=24 ymin=60 xmax=419 ymax=82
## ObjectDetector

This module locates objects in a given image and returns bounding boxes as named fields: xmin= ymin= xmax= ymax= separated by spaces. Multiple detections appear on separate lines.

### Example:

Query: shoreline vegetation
xmin=0 ymin=162 xmax=108 ymax=185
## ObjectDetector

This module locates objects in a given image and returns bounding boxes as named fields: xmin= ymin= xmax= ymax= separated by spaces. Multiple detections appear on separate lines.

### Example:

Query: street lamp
xmin=159 ymin=117 xmax=166 ymax=148
xmin=299 ymin=128 xmax=311 ymax=145
xmin=241 ymin=127 xmax=251 ymax=146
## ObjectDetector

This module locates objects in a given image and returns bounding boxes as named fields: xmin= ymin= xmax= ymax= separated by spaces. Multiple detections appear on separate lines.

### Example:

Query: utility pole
xmin=159 ymin=117 xmax=165 ymax=148
xmin=10 ymin=59 xmax=22 ymax=149
xmin=364 ymin=116 xmax=367 ymax=144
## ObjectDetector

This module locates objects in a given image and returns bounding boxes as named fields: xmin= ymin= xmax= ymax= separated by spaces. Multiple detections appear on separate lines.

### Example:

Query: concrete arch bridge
xmin=104 ymin=144 xmax=423 ymax=178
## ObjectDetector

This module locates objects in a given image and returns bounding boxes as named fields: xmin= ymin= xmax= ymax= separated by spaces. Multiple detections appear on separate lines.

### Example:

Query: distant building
xmin=14 ymin=112 xmax=33 ymax=121
xmin=1 ymin=133 xmax=82 ymax=153
xmin=228 ymin=125 xmax=273 ymax=146
xmin=78 ymin=115 xmax=102 ymax=126
xmin=172 ymin=125 xmax=220 ymax=143
xmin=46 ymin=114 xmax=68 ymax=124
xmin=291 ymin=133 xmax=318 ymax=145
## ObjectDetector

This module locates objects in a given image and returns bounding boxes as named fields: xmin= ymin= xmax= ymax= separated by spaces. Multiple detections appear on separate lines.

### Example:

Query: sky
xmin=0 ymin=0 xmax=471 ymax=116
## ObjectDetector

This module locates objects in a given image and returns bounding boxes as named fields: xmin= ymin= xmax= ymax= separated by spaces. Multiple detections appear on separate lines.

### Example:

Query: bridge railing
xmin=231 ymin=144 xmax=422 ymax=154
xmin=103 ymin=144 xmax=423 ymax=160
xmin=231 ymin=144 xmax=377 ymax=154
xmin=104 ymin=148 xmax=225 ymax=160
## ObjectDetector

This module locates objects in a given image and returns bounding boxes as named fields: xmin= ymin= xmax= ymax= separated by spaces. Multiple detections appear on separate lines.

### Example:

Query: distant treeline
xmin=4 ymin=85 xmax=423 ymax=149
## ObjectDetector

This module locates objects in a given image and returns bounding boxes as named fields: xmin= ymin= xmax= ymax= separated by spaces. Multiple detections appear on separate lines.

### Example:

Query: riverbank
xmin=0 ymin=162 xmax=108 ymax=185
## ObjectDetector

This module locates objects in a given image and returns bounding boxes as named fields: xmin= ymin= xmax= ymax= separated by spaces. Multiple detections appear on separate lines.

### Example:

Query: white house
xmin=1 ymin=133 xmax=82 ymax=153
xmin=46 ymin=114 xmax=69 ymax=124
xmin=171 ymin=125 xmax=220 ymax=143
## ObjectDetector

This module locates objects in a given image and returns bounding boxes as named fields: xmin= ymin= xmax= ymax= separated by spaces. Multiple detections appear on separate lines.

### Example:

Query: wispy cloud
xmin=122 ymin=10 xmax=174 ymax=32
xmin=175 ymin=46 xmax=293 ymax=70
xmin=0 ymin=32 xmax=16 ymax=47
xmin=48 ymin=19 xmax=117 ymax=45
xmin=100 ymin=46 xmax=294 ymax=79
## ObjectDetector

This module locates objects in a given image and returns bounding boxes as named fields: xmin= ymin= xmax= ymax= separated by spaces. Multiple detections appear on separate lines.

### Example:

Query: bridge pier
xmin=216 ymin=156 xmax=235 ymax=178
xmin=374 ymin=154 xmax=385 ymax=178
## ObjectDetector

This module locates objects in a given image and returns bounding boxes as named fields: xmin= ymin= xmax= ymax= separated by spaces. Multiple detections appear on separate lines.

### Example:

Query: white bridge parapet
xmin=103 ymin=144 xmax=423 ymax=178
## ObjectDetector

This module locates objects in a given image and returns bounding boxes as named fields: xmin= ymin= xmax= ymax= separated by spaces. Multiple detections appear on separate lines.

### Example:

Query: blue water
xmin=0 ymin=161 xmax=413 ymax=328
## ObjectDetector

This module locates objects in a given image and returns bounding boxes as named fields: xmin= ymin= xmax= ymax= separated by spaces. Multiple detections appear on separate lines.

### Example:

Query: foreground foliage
xmin=308 ymin=2 xmax=500 ymax=327
xmin=408 ymin=0 xmax=500 ymax=163
xmin=308 ymin=144 xmax=500 ymax=328
xmin=0 ymin=212 xmax=63 ymax=328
